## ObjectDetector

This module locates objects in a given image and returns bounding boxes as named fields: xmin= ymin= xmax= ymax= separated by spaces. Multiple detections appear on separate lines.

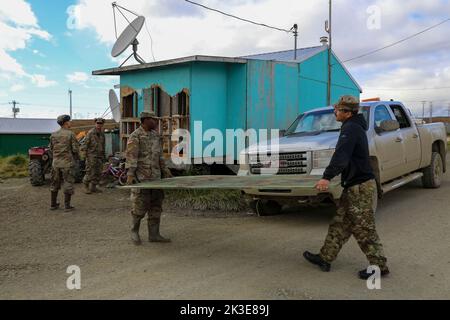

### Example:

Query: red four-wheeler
xmin=28 ymin=146 xmax=52 ymax=186
xmin=28 ymin=146 xmax=85 ymax=186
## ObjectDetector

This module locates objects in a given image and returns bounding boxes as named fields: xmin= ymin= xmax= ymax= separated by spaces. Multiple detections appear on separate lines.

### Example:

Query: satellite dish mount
xmin=111 ymin=2 xmax=146 ymax=66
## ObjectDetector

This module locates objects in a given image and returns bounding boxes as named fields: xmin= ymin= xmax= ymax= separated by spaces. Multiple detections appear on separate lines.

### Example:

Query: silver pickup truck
xmin=239 ymin=101 xmax=447 ymax=215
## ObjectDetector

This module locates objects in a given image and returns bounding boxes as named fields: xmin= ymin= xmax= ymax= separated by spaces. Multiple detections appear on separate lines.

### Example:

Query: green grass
xmin=0 ymin=154 xmax=29 ymax=179
xmin=165 ymin=189 xmax=249 ymax=212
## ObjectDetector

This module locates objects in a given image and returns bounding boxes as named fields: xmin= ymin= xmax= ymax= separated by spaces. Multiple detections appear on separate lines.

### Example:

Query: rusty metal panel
xmin=122 ymin=175 xmax=341 ymax=191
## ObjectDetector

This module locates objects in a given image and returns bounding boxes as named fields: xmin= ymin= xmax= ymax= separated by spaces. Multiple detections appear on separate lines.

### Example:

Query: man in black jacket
xmin=303 ymin=96 xmax=389 ymax=280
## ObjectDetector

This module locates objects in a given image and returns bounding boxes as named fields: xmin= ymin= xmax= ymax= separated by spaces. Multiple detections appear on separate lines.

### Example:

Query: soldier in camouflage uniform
xmin=82 ymin=118 xmax=106 ymax=194
xmin=303 ymin=96 xmax=390 ymax=280
xmin=125 ymin=111 xmax=173 ymax=245
xmin=49 ymin=115 xmax=80 ymax=212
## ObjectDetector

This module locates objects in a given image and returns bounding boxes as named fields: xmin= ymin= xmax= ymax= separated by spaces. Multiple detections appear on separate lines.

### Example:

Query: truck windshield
xmin=285 ymin=107 xmax=370 ymax=136
xmin=285 ymin=110 xmax=341 ymax=135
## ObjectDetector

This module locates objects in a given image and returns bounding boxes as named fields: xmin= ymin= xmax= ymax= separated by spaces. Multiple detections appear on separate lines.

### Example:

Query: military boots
xmin=131 ymin=217 xmax=142 ymax=245
xmin=148 ymin=219 xmax=171 ymax=243
xmin=90 ymin=183 xmax=102 ymax=193
xmin=64 ymin=193 xmax=75 ymax=212
xmin=50 ymin=191 xmax=59 ymax=210
xmin=303 ymin=251 xmax=331 ymax=272
xmin=83 ymin=182 xmax=92 ymax=194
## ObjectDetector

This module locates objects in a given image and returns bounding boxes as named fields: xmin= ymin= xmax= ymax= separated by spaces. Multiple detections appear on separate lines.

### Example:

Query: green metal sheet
xmin=121 ymin=175 xmax=341 ymax=192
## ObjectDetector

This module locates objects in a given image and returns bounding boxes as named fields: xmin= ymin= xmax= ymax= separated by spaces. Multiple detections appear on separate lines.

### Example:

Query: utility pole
xmin=429 ymin=101 xmax=433 ymax=123
xmin=68 ymin=89 xmax=73 ymax=118
xmin=292 ymin=24 xmax=298 ymax=60
xmin=421 ymin=101 xmax=426 ymax=120
xmin=326 ymin=0 xmax=332 ymax=106
xmin=9 ymin=100 xmax=20 ymax=118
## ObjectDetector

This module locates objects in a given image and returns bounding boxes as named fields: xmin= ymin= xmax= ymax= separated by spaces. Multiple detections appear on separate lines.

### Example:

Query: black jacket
xmin=322 ymin=114 xmax=375 ymax=188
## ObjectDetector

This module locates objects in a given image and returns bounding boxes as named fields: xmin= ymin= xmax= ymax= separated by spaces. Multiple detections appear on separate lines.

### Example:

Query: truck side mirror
xmin=379 ymin=120 xmax=400 ymax=132
xmin=279 ymin=129 xmax=286 ymax=137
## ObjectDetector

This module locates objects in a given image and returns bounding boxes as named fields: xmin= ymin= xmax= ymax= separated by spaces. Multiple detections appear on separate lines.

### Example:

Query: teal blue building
xmin=93 ymin=45 xmax=361 ymax=163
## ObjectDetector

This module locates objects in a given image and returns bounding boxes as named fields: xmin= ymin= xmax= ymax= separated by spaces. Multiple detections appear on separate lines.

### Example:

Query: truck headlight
xmin=312 ymin=149 xmax=335 ymax=169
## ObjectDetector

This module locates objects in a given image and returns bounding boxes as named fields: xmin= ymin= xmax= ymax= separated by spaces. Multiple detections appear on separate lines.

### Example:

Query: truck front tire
xmin=422 ymin=152 xmax=443 ymax=189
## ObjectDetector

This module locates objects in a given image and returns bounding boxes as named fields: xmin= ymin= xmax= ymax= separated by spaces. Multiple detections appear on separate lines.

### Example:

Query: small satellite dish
xmin=109 ymin=89 xmax=121 ymax=123
xmin=111 ymin=3 xmax=146 ymax=67
xmin=111 ymin=16 xmax=145 ymax=58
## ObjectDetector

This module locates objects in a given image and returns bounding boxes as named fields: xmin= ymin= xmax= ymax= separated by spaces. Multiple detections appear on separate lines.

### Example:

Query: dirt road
xmin=1 ymin=161 xmax=449 ymax=299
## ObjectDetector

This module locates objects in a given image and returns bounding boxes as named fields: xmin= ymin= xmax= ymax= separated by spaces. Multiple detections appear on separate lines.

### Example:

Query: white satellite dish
xmin=111 ymin=3 xmax=146 ymax=67
xmin=109 ymin=89 xmax=121 ymax=123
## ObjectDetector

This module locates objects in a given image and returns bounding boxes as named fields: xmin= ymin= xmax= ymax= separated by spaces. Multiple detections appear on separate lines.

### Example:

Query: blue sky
xmin=1 ymin=0 xmax=449 ymax=119
xmin=0 ymin=0 xmax=118 ymax=119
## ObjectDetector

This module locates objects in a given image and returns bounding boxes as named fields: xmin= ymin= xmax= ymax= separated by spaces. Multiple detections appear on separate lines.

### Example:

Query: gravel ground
xmin=0 ymin=157 xmax=449 ymax=300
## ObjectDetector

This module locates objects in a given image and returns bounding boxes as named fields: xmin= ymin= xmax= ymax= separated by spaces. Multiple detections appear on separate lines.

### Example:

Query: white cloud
xmin=10 ymin=84 xmax=25 ymax=92
xmin=0 ymin=0 xmax=38 ymax=26
xmin=30 ymin=74 xmax=57 ymax=88
xmin=68 ymin=0 xmax=450 ymax=114
xmin=67 ymin=71 xmax=90 ymax=84
xmin=0 ymin=0 xmax=53 ymax=90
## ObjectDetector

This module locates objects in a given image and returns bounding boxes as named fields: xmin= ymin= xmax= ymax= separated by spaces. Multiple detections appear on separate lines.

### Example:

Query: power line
xmin=184 ymin=0 xmax=293 ymax=33
xmin=343 ymin=17 xmax=450 ymax=63
xmin=144 ymin=20 xmax=156 ymax=62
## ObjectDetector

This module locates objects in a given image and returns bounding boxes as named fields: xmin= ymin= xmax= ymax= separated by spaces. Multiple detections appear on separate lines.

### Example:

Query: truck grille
xmin=249 ymin=152 xmax=310 ymax=175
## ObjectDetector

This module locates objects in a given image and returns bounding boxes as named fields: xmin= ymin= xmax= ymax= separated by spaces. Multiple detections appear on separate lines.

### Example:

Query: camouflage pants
xmin=319 ymin=179 xmax=388 ymax=271
xmin=50 ymin=167 xmax=75 ymax=195
xmin=130 ymin=189 xmax=164 ymax=223
xmin=83 ymin=157 xmax=103 ymax=185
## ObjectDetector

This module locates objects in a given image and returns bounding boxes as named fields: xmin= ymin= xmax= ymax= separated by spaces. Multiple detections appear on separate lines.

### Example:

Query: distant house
xmin=93 ymin=44 xmax=362 ymax=163
xmin=0 ymin=118 xmax=59 ymax=157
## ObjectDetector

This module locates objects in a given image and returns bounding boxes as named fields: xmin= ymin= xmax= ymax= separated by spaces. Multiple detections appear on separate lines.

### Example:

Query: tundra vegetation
xmin=0 ymin=155 xmax=28 ymax=179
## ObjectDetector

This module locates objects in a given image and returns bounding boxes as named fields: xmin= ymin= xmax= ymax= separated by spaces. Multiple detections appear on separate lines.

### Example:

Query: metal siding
xmin=120 ymin=63 xmax=192 ymax=115
xmin=190 ymin=62 xmax=228 ymax=159
xmin=330 ymin=53 xmax=361 ymax=103
xmin=299 ymin=50 xmax=360 ymax=113
xmin=0 ymin=134 xmax=50 ymax=157
xmin=274 ymin=62 xmax=300 ymax=130
xmin=246 ymin=60 xmax=275 ymax=131
xmin=226 ymin=64 xmax=248 ymax=160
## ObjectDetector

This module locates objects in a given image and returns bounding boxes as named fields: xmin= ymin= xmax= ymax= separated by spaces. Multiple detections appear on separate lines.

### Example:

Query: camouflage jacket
xmin=125 ymin=126 xmax=171 ymax=182
xmin=49 ymin=128 xmax=80 ymax=169
xmin=82 ymin=128 xmax=105 ymax=159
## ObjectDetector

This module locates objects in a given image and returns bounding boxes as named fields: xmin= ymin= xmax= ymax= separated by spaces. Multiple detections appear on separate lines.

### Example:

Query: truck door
xmin=389 ymin=104 xmax=421 ymax=173
xmin=373 ymin=104 xmax=407 ymax=182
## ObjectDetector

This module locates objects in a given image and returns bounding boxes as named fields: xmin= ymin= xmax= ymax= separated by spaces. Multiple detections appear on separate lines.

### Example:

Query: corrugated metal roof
xmin=92 ymin=48 xmax=327 ymax=76
xmin=0 ymin=118 xmax=60 ymax=134
xmin=92 ymin=55 xmax=247 ymax=76
xmin=91 ymin=46 xmax=361 ymax=92
xmin=241 ymin=45 xmax=327 ymax=62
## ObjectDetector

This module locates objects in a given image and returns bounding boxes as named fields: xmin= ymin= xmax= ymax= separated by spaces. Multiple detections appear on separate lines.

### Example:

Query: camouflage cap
xmin=334 ymin=95 xmax=360 ymax=112
xmin=140 ymin=111 xmax=157 ymax=119
xmin=94 ymin=117 xmax=105 ymax=124
xmin=57 ymin=114 xmax=71 ymax=126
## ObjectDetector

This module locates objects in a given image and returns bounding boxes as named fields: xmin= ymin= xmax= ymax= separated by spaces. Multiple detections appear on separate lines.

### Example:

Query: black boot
xmin=148 ymin=219 xmax=171 ymax=243
xmin=131 ymin=217 xmax=142 ymax=245
xmin=50 ymin=191 xmax=59 ymax=210
xmin=303 ymin=251 xmax=331 ymax=272
xmin=358 ymin=267 xmax=390 ymax=280
xmin=64 ymin=193 xmax=75 ymax=212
